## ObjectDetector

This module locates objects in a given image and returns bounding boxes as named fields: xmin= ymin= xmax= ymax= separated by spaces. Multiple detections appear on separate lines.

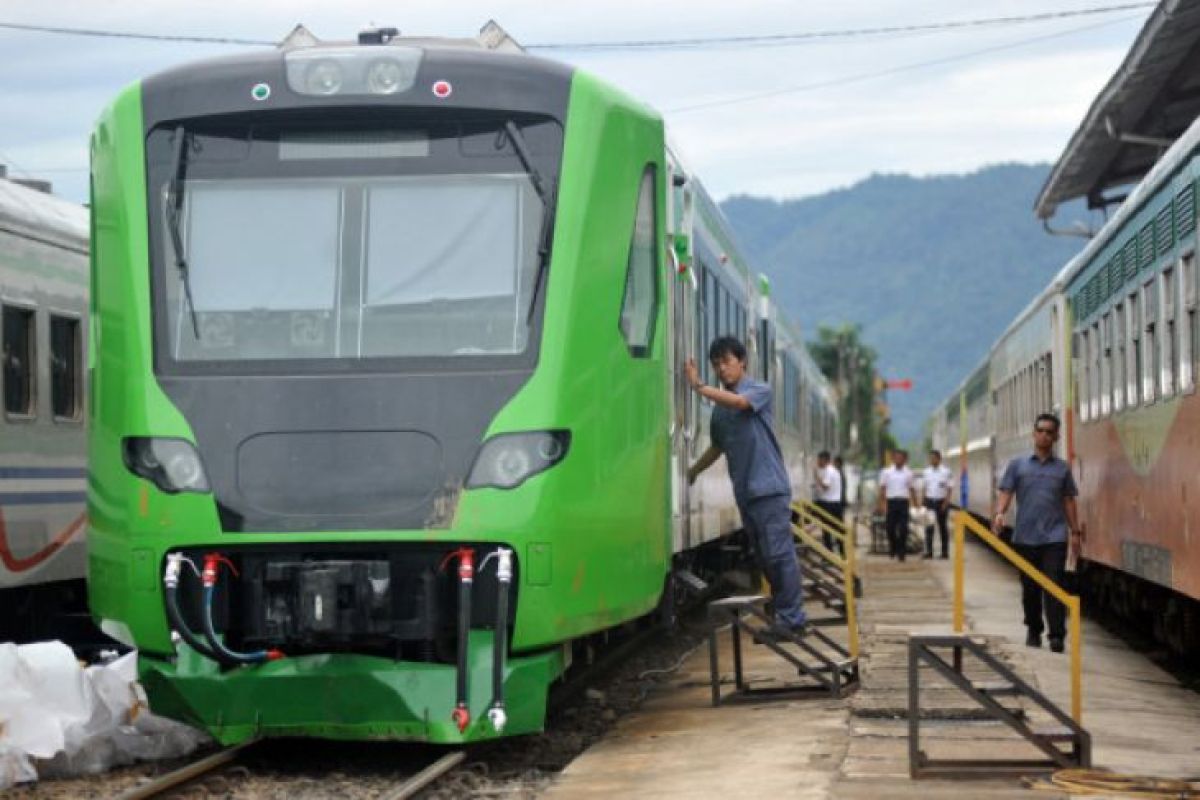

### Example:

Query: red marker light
xmin=432 ymin=80 xmax=453 ymax=99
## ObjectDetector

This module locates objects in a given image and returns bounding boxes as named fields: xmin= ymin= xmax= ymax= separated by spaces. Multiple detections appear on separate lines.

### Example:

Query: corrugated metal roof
xmin=1035 ymin=0 xmax=1200 ymax=219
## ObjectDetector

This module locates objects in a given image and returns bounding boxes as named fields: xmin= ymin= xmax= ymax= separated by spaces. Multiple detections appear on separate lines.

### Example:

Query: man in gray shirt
xmin=992 ymin=413 xmax=1081 ymax=653
xmin=686 ymin=336 xmax=808 ymax=637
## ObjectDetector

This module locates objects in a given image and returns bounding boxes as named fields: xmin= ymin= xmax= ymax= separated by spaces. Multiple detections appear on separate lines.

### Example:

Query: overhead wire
xmin=0 ymin=3 xmax=1156 ymax=52
xmin=665 ymin=12 xmax=1147 ymax=114
xmin=526 ymin=2 xmax=1156 ymax=51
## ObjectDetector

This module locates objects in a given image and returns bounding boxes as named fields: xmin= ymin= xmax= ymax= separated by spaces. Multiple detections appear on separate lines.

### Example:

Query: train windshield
xmin=147 ymin=116 xmax=561 ymax=370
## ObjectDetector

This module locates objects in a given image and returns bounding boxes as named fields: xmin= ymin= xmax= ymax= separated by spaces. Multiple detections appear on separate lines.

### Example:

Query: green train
xmin=87 ymin=25 xmax=837 ymax=745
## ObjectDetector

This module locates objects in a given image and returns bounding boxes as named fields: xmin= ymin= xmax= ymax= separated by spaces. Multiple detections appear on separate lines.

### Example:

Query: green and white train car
xmin=87 ymin=29 xmax=836 ymax=745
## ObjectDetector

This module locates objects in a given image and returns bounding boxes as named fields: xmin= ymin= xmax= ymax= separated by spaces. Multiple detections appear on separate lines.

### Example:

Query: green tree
xmin=809 ymin=324 xmax=891 ymax=467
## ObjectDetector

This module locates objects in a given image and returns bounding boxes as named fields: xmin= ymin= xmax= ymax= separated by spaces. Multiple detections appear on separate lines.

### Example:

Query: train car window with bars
xmin=1128 ymin=293 xmax=1142 ymax=406
xmin=700 ymin=263 xmax=713 ymax=384
xmin=2 ymin=304 xmax=35 ymax=417
xmin=1045 ymin=352 xmax=1054 ymax=415
xmin=1161 ymin=267 xmax=1177 ymax=398
xmin=619 ymin=166 xmax=659 ymax=357
xmin=1091 ymin=323 xmax=1102 ymax=419
xmin=1100 ymin=314 xmax=1111 ymax=416
xmin=49 ymin=314 xmax=82 ymax=421
xmin=1184 ymin=253 xmax=1198 ymax=393
xmin=1113 ymin=303 xmax=1126 ymax=411
xmin=1075 ymin=330 xmax=1088 ymax=422
xmin=1142 ymin=279 xmax=1158 ymax=403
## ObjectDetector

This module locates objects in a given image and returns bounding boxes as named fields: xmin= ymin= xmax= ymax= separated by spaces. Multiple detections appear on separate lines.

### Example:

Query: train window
xmin=2 ymin=304 xmax=35 ymax=417
xmin=1077 ymin=331 xmax=1090 ymax=421
xmin=1128 ymin=294 xmax=1142 ymax=405
xmin=1161 ymin=268 xmax=1177 ymax=398
xmin=1113 ymin=304 xmax=1125 ymax=412
xmin=1142 ymin=280 xmax=1158 ymax=404
xmin=700 ymin=263 xmax=705 ymax=386
xmin=1045 ymin=353 xmax=1054 ymax=414
xmin=1100 ymin=315 xmax=1112 ymax=416
xmin=1184 ymin=254 xmax=1198 ymax=394
xmin=49 ymin=315 xmax=82 ymax=421
xmin=619 ymin=167 xmax=659 ymax=357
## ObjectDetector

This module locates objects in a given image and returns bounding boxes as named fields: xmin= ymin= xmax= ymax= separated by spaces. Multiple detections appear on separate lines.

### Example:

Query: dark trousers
xmin=814 ymin=500 xmax=845 ymax=555
xmin=885 ymin=499 xmax=910 ymax=561
xmin=742 ymin=495 xmax=807 ymax=627
xmin=923 ymin=498 xmax=949 ymax=557
xmin=1014 ymin=542 xmax=1068 ymax=639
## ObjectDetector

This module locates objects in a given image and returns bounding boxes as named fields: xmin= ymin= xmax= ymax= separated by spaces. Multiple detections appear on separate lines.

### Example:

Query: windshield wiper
xmin=504 ymin=120 xmax=556 ymax=324
xmin=166 ymin=125 xmax=200 ymax=339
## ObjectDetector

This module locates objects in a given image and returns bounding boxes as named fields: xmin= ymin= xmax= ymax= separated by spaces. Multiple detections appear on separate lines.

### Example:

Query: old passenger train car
xmin=931 ymin=117 xmax=1200 ymax=657
xmin=87 ymin=27 xmax=837 ymax=744
xmin=0 ymin=175 xmax=89 ymax=644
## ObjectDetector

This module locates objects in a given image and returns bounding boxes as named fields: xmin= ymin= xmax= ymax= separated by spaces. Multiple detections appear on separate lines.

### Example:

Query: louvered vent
xmin=1157 ymin=205 xmax=1174 ymax=255
xmin=1177 ymin=183 xmax=1196 ymax=240
xmin=1140 ymin=224 xmax=1155 ymax=270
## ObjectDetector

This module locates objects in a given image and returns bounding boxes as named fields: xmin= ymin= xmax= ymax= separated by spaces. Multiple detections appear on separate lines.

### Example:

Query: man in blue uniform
xmin=686 ymin=336 xmax=808 ymax=637
xmin=992 ymin=413 xmax=1081 ymax=653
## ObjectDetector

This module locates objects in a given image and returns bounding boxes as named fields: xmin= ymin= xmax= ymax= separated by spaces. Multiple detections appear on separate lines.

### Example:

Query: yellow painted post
xmin=953 ymin=514 xmax=965 ymax=633
xmin=1069 ymin=598 xmax=1082 ymax=724
xmin=845 ymin=521 xmax=859 ymax=659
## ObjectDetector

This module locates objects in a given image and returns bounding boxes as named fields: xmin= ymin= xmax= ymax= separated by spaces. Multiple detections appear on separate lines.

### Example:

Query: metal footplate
xmin=908 ymin=635 xmax=1091 ymax=778
xmin=707 ymin=595 xmax=859 ymax=705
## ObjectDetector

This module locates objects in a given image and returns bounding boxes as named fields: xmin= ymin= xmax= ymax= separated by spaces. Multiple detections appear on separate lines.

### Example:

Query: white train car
xmin=987 ymin=279 xmax=1071 ymax=527
xmin=931 ymin=359 xmax=993 ymax=519
xmin=0 ymin=175 xmax=89 ymax=643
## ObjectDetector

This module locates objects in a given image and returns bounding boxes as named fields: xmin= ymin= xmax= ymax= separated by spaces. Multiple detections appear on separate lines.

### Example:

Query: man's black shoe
xmin=1049 ymin=636 xmax=1065 ymax=653
xmin=1026 ymin=630 xmax=1042 ymax=648
xmin=939 ymin=553 xmax=949 ymax=559
xmin=755 ymin=620 xmax=812 ymax=643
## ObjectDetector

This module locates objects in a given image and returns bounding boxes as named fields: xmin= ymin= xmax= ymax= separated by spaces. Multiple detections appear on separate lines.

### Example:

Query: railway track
xmin=112 ymin=743 xmax=467 ymax=800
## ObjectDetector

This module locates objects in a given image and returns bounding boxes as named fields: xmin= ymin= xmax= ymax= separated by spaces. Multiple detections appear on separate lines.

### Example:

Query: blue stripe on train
xmin=0 ymin=491 xmax=87 ymax=506
xmin=0 ymin=467 xmax=87 ymax=480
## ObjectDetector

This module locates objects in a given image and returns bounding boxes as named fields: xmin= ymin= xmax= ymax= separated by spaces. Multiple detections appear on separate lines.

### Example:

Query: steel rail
xmin=379 ymin=751 xmax=466 ymax=800
xmin=114 ymin=741 xmax=257 ymax=799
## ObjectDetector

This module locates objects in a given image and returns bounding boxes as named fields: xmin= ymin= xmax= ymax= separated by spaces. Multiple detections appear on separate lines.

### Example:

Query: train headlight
xmin=123 ymin=438 xmax=211 ymax=494
xmin=466 ymin=431 xmax=571 ymax=490
xmin=304 ymin=60 xmax=343 ymax=96
xmin=365 ymin=59 xmax=405 ymax=94
xmin=285 ymin=47 xmax=422 ymax=97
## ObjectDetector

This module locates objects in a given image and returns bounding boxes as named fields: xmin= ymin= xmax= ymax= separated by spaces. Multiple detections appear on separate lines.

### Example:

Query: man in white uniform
xmin=921 ymin=450 xmax=954 ymax=559
xmin=813 ymin=450 xmax=844 ymax=553
xmin=876 ymin=450 xmax=917 ymax=561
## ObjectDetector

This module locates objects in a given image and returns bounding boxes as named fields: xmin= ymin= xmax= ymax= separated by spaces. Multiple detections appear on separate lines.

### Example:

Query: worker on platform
xmin=876 ymin=449 xmax=917 ymax=561
xmin=992 ymin=413 xmax=1082 ymax=654
xmin=921 ymin=450 xmax=954 ymax=559
xmin=686 ymin=336 xmax=809 ymax=638
xmin=813 ymin=450 xmax=845 ymax=554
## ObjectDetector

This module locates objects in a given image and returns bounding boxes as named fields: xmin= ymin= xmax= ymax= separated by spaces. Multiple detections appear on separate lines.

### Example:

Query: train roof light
xmin=285 ymin=47 xmax=422 ymax=97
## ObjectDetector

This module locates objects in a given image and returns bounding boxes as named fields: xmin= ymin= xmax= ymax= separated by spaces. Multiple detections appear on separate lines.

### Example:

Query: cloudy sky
xmin=0 ymin=1 xmax=1153 ymax=205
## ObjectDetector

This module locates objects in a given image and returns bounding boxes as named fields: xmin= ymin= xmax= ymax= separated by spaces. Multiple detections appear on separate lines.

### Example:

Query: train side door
xmin=667 ymin=163 xmax=697 ymax=552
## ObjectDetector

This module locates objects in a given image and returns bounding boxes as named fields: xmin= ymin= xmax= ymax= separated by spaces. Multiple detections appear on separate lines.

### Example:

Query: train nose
xmin=236 ymin=430 xmax=444 ymax=518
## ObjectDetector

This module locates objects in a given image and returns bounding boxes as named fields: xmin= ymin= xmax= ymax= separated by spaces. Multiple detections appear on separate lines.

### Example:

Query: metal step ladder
xmin=707 ymin=595 xmax=859 ymax=704
xmin=908 ymin=634 xmax=1091 ymax=777
xmin=795 ymin=544 xmax=861 ymax=620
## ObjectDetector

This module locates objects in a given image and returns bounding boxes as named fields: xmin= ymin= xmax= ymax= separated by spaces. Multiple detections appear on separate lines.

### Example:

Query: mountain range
xmin=720 ymin=163 xmax=1088 ymax=441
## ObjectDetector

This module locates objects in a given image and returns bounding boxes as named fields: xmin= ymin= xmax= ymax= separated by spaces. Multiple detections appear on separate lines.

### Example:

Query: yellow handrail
xmin=790 ymin=502 xmax=860 ymax=660
xmin=795 ymin=501 xmax=849 ymax=544
xmin=952 ymin=512 xmax=1083 ymax=724
xmin=804 ymin=498 xmax=846 ymax=531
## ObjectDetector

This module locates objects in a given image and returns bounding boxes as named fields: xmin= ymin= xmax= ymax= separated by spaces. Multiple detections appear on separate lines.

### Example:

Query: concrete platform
xmin=542 ymin=520 xmax=1200 ymax=798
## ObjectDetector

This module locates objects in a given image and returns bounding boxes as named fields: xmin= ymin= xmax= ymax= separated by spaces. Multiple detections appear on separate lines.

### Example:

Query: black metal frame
xmin=707 ymin=595 xmax=858 ymax=705
xmin=908 ymin=635 xmax=1091 ymax=778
